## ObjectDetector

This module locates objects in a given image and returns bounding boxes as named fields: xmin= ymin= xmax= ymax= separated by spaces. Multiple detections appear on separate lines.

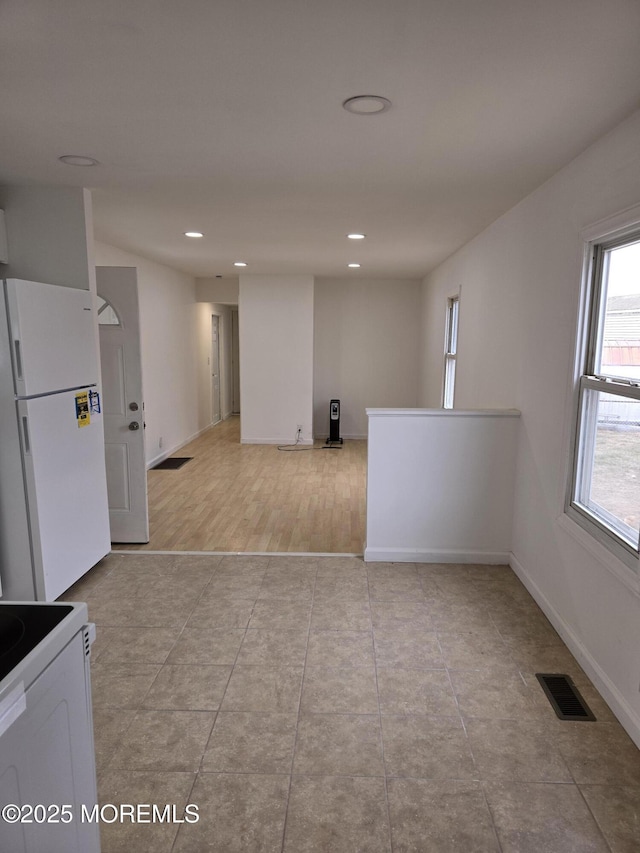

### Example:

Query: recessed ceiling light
xmin=347 ymin=233 xmax=366 ymax=240
xmin=58 ymin=154 xmax=99 ymax=167
xmin=234 ymin=262 xmax=247 ymax=267
xmin=348 ymin=263 xmax=361 ymax=268
xmin=184 ymin=231 xmax=204 ymax=238
xmin=342 ymin=96 xmax=391 ymax=115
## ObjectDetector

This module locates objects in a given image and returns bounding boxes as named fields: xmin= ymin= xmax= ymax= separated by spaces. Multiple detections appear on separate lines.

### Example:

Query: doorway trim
xmin=211 ymin=313 xmax=222 ymax=426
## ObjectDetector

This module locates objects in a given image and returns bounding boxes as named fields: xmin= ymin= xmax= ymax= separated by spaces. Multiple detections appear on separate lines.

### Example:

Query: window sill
xmin=558 ymin=512 xmax=639 ymax=597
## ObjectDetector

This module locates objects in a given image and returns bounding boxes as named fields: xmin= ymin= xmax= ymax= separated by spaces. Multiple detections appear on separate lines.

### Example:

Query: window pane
xmin=97 ymin=296 xmax=120 ymax=326
xmin=597 ymin=241 xmax=640 ymax=381
xmin=443 ymin=356 xmax=456 ymax=409
xmin=576 ymin=387 xmax=640 ymax=548
xmin=449 ymin=298 xmax=459 ymax=354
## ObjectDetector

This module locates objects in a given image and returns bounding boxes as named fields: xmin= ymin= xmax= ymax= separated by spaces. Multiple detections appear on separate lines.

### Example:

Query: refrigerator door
xmin=18 ymin=390 xmax=110 ymax=600
xmin=4 ymin=279 xmax=98 ymax=397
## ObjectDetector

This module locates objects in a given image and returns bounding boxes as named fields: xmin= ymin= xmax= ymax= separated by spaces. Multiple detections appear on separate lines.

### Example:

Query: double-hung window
xmin=443 ymin=295 xmax=459 ymax=409
xmin=568 ymin=231 xmax=640 ymax=568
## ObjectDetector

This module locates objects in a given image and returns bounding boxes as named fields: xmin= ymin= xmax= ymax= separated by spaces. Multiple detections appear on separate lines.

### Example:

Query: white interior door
xmin=96 ymin=266 xmax=149 ymax=543
xmin=211 ymin=314 xmax=221 ymax=425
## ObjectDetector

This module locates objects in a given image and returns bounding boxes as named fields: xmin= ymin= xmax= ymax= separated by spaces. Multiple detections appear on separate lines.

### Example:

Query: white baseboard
xmin=114 ymin=549 xmax=363 ymax=557
xmin=510 ymin=552 xmax=640 ymax=750
xmin=363 ymin=546 xmax=511 ymax=564
xmin=240 ymin=437 xmax=314 ymax=446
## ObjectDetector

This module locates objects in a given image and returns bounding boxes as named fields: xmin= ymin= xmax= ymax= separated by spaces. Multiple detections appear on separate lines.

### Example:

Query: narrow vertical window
xmin=443 ymin=295 xmax=459 ymax=409
xmin=568 ymin=233 xmax=640 ymax=567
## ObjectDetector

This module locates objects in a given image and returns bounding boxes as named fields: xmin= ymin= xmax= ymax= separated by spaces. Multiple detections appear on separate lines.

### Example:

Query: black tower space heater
xmin=326 ymin=399 xmax=343 ymax=445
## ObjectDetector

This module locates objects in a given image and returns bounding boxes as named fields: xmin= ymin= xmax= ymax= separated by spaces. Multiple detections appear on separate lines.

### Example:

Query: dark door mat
xmin=152 ymin=457 xmax=193 ymax=470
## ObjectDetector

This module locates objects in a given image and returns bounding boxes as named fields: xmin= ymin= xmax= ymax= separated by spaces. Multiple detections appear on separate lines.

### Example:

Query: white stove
xmin=0 ymin=601 xmax=100 ymax=853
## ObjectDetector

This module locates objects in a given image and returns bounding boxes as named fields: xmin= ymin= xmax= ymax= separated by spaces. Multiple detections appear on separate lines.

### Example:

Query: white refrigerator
xmin=0 ymin=278 xmax=111 ymax=601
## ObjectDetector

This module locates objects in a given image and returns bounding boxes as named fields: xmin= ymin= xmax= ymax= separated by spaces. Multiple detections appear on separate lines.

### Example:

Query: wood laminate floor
xmin=114 ymin=417 xmax=367 ymax=553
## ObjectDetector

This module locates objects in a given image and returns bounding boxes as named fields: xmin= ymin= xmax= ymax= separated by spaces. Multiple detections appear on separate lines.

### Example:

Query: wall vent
xmin=83 ymin=624 xmax=96 ymax=658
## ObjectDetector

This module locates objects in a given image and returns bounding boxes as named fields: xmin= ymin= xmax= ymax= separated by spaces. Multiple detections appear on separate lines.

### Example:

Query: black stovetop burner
xmin=0 ymin=604 xmax=73 ymax=682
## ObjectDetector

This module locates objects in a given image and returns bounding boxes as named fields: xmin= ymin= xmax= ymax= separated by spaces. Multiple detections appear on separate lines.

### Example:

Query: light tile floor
xmin=60 ymin=553 xmax=640 ymax=852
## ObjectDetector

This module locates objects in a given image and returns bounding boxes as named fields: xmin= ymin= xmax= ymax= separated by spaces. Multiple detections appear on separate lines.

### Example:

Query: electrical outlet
xmin=296 ymin=424 xmax=303 ymax=432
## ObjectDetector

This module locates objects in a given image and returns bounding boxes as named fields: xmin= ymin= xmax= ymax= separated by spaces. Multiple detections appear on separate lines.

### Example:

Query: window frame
xmin=566 ymin=227 xmax=640 ymax=572
xmin=442 ymin=294 xmax=459 ymax=409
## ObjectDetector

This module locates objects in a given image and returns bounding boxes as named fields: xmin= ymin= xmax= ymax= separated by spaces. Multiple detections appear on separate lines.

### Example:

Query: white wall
xmin=239 ymin=275 xmax=314 ymax=444
xmin=94 ymin=242 xmax=214 ymax=465
xmin=420 ymin=107 xmax=640 ymax=746
xmin=196 ymin=277 xmax=239 ymax=305
xmin=419 ymin=236 xmax=521 ymax=409
xmin=365 ymin=409 xmax=520 ymax=563
xmin=314 ymin=278 xmax=421 ymax=437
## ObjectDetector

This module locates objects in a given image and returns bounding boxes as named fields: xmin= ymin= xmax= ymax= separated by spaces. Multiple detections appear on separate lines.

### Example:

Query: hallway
xmin=115 ymin=418 xmax=367 ymax=553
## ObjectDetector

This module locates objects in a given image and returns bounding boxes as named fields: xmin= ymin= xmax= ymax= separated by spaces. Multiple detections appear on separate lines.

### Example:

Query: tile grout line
xmin=171 ymin=554 xmax=257 ymax=852
xmin=90 ymin=556 xmax=190 ymax=779
xmin=91 ymin=554 xmax=222 ymax=853
xmin=545 ymin=692 xmax=617 ymax=853
xmin=572 ymin=782 xmax=616 ymax=853
xmin=198 ymin=555 xmax=271 ymax=764
xmin=368 ymin=566 xmax=396 ymax=853
xmin=427 ymin=571 xmax=506 ymax=853
xmin=277 ymin=557 xmax=320 ymax=853
xmin=136 ymin=555 xmax=222 ymax=715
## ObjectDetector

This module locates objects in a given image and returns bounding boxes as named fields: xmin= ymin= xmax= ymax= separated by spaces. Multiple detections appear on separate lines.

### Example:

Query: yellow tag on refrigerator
xmin=75 ymin=391 xmax=90 ymax=427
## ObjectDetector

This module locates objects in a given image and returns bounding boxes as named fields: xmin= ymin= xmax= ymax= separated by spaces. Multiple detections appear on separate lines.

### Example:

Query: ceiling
xmin=2 ymin=0 xmax=640 ymax=280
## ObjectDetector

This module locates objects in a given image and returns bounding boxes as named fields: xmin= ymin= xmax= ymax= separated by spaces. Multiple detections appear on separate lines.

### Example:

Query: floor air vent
xmin=152 ymin=457 xmax=192 ymax=470
xmin=535 ymin=673 xmax=596 ymax=721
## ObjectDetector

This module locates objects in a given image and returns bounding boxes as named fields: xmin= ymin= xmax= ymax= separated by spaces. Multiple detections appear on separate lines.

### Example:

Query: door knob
xmin=128 ymin=421 xmax=140 ymax=431
xmin=129 ymin=402 xmax=139 ymax=411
